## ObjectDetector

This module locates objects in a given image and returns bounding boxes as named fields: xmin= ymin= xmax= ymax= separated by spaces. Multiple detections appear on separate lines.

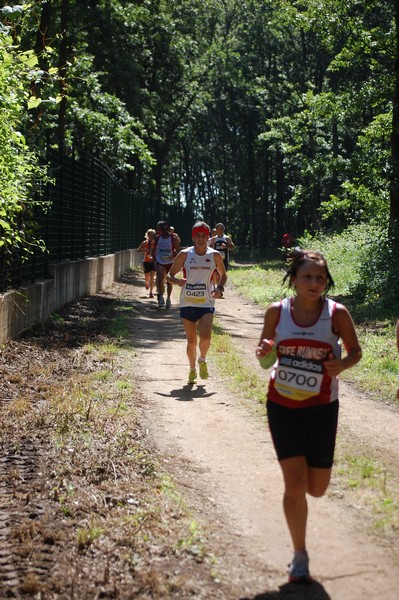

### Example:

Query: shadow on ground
xmin=242 ymin=580 xmax=331 ymax=599
xmin=155 ymin=385 xmax=217 ymax=401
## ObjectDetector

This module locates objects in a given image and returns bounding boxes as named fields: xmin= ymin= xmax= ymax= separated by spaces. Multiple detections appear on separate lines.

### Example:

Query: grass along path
xmin=0 ymin=290 xmax=226 ymax=598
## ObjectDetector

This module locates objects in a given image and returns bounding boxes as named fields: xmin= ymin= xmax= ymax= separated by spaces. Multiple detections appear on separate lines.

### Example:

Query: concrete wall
xmin=0 ymin=249 xmax=140 ymax=344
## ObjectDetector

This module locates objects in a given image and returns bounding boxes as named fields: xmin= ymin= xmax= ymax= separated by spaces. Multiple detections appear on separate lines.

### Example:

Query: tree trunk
xmin=275 ymin=149 xmax=285 ymax=246
xmin=390 ymin=1 xmax=399 ymax=239
xmin=56 ymin=0 xmax=70 ymax=154
xmin=246 ymin=110 xmax=257 ymax=252
xmin=30 ymin=2 xmax=53 ymax=129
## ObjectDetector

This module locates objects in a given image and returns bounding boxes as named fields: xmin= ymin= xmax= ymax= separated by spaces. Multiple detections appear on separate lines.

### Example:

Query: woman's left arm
xmin=324 ymin=304 xmax=362 ymax=376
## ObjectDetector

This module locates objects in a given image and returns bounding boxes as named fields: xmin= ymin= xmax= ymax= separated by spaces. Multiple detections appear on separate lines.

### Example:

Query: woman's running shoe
xmin=288 ymin=551 xmax=312 ymax=584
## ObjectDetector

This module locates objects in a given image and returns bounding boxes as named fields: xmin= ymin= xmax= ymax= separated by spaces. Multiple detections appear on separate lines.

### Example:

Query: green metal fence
xmin=44 ymin=149 xmax=146 ymax=262
xmin=0 ymin=148 xmax=194 ymax=292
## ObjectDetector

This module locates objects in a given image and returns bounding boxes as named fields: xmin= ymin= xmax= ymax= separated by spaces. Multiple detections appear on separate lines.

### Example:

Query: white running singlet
xmin=180 ymin=246 xmax=217 ymax=308
xmin=213 ymin=235 xmax=228 ymax=261
xmin=155 ymin=235 xmax=174 ymax=265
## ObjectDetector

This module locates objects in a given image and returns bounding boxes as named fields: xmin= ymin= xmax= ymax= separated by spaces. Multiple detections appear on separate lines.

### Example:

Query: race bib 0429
xmin=159 ymin=248 xmax=173 ymax=261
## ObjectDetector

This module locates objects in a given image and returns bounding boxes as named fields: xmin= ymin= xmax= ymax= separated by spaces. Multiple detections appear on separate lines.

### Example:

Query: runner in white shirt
xmin=153 ymin=220 xmax=181 ymax=308
xmin=209 ymin=222 xmax=234 ymax=285
xmin=167 ymin=221 xmax=227 ymax=383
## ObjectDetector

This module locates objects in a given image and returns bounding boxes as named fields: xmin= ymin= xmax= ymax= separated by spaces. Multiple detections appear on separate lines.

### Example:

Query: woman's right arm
xmin=256 ymin=303 xmax=280 ymax=357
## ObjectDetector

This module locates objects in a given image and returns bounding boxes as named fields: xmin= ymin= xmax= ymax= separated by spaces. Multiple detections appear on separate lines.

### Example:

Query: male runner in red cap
xmin=167 ymin=221 xmax=227 ymax=383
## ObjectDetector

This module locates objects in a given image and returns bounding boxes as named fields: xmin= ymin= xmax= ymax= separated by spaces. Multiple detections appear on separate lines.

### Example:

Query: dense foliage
xmin=1 ymin=0 xmax=399 ymax=267
xmin=0 ymin=7 xmax=48 ymax=260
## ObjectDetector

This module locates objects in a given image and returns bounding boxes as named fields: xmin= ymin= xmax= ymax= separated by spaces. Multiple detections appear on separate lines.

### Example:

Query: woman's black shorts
xmin=267 ymin=400 xmax=339 ymax=468
xmin=143 ymin=261 xmax=156 ymax=273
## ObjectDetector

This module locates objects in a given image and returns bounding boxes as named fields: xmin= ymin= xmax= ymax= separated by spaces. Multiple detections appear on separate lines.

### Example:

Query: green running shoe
xmin=198 ymin=360 xmax=209 ymax=379
xmin=188 ymin=369 xmax=197 ymax=384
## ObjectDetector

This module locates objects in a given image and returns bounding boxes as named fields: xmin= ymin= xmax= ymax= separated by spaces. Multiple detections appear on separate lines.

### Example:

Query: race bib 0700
xmin=274 ymin=354 xmax=324 ymax=401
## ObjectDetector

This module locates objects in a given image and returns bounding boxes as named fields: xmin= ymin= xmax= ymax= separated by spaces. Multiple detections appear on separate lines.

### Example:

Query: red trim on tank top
xmin=289 ymin=296 xmax=325 ymax=327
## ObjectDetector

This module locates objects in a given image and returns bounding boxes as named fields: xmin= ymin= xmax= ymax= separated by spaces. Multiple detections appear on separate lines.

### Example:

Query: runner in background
xmin=256 ymin=249 xmax=361 ymax=584
xmin=169 ymin=226 xmax=181 ymax=245
xmin=167 ymin=221 xmax=226 ymax=384
xmin=137 ymin=229 xmax=156 ymax=298
xmin=282 ymin=232 xmax=294 ymax=253
xmin=209 ymin=223 xmax=235 ymax=286
xmin=207 ymin=228 xmax=217 ymax=246
xmin=153 ymin=221 xmax=181 ymax=308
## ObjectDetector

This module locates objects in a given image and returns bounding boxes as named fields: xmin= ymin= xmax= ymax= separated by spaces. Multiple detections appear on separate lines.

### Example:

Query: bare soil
xmin=0 ymin=268 xmax=398 ymax=599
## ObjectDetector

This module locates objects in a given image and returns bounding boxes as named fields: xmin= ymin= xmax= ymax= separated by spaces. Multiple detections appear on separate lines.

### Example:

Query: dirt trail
xmin=131 ymin=275 xmax=399 ymax=600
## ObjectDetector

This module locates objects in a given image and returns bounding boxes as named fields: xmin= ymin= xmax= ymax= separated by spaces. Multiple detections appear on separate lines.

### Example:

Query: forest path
xmin=129 ymin=273 xmax=399 ymax=600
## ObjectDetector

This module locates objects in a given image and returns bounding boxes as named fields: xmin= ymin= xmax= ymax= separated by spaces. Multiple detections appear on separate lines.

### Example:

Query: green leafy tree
xmin=3 ymin=0 xmax=399 ymax=259
xmin=0 ymin=10 xmax=49 ymax=262
xmin=390 ymin=0 xmax=399 ymax=251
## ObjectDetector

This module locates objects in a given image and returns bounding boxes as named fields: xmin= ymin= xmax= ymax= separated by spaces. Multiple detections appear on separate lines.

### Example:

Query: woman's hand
xmin=323 ymin=357 xmax=344 ymax=377
xmin=256 ymin=339 xmax=274 ymax=358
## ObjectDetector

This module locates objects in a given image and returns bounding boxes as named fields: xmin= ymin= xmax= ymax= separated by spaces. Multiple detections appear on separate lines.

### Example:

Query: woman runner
xmin=256 ymin=249 xmax=362 ymax=583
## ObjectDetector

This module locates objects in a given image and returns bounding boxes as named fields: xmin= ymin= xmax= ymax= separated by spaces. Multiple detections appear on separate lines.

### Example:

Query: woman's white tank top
xmin=268 ymin=297 xmax=341 ymax=408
